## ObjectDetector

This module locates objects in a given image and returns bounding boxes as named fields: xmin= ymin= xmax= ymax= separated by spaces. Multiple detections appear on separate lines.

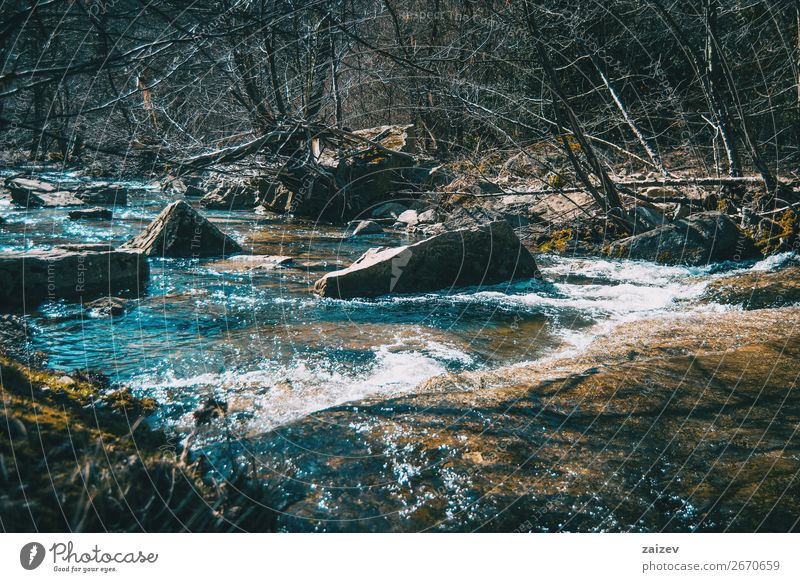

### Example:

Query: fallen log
xmin=471 ymin=176 xmax=800 ymax=199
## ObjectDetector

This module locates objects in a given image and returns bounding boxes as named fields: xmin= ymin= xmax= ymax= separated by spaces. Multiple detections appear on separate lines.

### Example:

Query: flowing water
xmin=2 ymin=170 xmax=797 ymax=447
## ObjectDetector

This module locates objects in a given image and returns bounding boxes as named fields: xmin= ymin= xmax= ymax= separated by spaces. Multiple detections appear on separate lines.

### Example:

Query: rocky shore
xmin=0 ymin=325 xmax=280 ymax=532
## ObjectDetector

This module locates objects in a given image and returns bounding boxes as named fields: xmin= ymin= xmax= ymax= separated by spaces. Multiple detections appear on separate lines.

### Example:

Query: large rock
xmin=444 ymin=205 xmax=532 ymax=230
xmin=395 ymin=209 xmax=419 ymax=226
xmin=13 ymin=190 xmax=85 ymax=208
xmin=347 ymin=220 xmax=384 ymax=236
xmin=200 ymin=183 xmax=258 ymax=210
xmin=249 ymin=308 xmax=800 ymax=532
xmin=275 ymin=124 xmax=434 ymax=222
xmin=74 ymin=182 xmax=128 ymax=205
xmin=607 ymin=211 xmax=756 ymax=265
xmin=0 ymin=248 xmax=149 ymax=310
xmin=162 ymin=176 xmax=205 ymax=197
xmin=5 ymin=177 xmax=128 ymax=207
xmin=626 ymin=204 xmax=667 ymax=233
xmin=6 ymin=177 xmax=84 ymax=207
xmin=314 ymin=220 xmax=540 ymax=298
xmin=122 ymin=200 xmax=242 ymax=257
xmin=370 ymin=202 xmax=407 ymax=219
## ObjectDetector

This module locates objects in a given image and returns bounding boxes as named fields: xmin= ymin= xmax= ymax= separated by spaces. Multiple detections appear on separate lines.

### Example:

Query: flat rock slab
xmin=250 ymin=308 xmax=800 ymax=532
xmin=314 ymin=220 xmax=541 ymax=298
xmin=607 ymin=211 xmax=757 ymax=265
xmin=209 ymin=254 xmax=295 ymax=273
xmin=12 ymin=189 xmax=85 ymax=208
xmin=702 ymin=264 xmax=800 ymax=309
xmin=122 ymin=200 xmax=243 ymax=258
xmin=6 ymin=177 xmax=59 ymax=193
xmin=6 ymin=177 xmax=129 ymax=207
xmin=0 ymin=248 xmax=149 ymax=310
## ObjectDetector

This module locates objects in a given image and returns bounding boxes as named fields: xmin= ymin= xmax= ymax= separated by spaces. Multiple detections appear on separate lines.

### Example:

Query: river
xmin=1 ymin=169 xmax=796 ymax=448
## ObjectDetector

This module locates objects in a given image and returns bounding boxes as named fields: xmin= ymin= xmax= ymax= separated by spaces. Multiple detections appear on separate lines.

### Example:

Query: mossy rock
xmin=703 ymin=265 xmax=800 ymax=309
xmin=0 ymin=353 xmax=278 ymax=532
xmin=538 ymin=228 xmax=574 ymax=253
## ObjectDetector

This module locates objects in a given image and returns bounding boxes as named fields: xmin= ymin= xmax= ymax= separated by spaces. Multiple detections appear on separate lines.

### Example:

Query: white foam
xmin=131 ymin=338 xmax=473 ymax=433
xmin=129 ymin=252 xmax=797 ymax=434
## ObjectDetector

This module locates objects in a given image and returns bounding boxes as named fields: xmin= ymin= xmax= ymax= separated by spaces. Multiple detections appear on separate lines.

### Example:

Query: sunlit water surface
xmin=2 ymin=170 xmax=796 ymax=443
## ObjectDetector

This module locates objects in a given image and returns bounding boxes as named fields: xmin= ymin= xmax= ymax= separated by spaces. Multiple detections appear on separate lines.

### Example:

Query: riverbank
xmin=0 ymin=335 xmax=279 ymax=532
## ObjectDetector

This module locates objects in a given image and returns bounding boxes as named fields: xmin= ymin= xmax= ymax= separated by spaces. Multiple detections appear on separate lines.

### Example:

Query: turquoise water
xmin=1 ymin=170 xmax=793 ymax=440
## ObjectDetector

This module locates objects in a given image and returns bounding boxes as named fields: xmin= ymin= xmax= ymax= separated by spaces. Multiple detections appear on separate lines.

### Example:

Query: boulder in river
xmin=0 ymin=248 xmax=148 ymax=310
xmin=314 ymin=220 xmax=541 ymax=299
xmin=162 ymin=176 xmax=205 ymax=197
xmin=394 ymin=209 xmax=419 ymax=227
xmin=85 ymin=296 xmax=128 ymax=317
xmin=68 ymin=207 xmax=113 ymax=220
xmin=200 ymin=183 xmax=258 ymax=210
xmin=348 ymin=220 xmax=384 ymax=236
xmin=370 ymin=202 xmax=408 ymax=220
xmin=275 ymin=124 xmax=436 ymax=222
xmin=6 ymin=177 xmax=85 ymax=207
xmin=6 ymin=176 xmax=128 ymax=207
xmin=122 ymin=200 xmax=242 ymax=257
xmin=416 ymin=208 xmax=440 ymax=224
xmin=607 ymin=211 xmax=756 ymax=265
xmin=74 ymin=182 xmax=128 ymax=205
xmin=444 ymin=205 xmax=532 ymax=230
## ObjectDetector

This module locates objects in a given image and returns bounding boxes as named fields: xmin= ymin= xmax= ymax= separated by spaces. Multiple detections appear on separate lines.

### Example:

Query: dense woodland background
xmin=1 ymin=1 xmax=799 ymax=204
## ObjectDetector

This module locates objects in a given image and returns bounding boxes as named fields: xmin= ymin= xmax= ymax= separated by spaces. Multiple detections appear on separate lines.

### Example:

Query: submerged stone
xmin=68 ymin=207 xmax=113 ymax=220
xmin=84 ymin=296 xmax=128 ymax=317
xmin=314 ymin=220 xmax=541 ymax=298
xmin=122 ymin=200 xmax=242 ymax=257
xmin=348 ymin=220 xmax=384 ymax=236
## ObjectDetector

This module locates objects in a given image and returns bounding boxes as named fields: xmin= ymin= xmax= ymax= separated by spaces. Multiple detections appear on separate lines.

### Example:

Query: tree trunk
xmin=587 ymin=51 xmax=669 ymax=177
xmin=523 ymin=1 xmax=623 ymax=212
xmin=647 ymin=1 xmax=740 ymax=178
xmin=707 ymin=0 xmax=778 ymax=194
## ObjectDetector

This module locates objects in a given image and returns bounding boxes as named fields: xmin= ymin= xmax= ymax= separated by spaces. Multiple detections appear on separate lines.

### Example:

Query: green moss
xmin=547 ymin=173 xmax=566 ymax=188
xmin=538 ymin=228 xmax=573 ymax=253
xmin=751 ymin=209 xmax=797 ymax=255
xmin=657 ymin=250 xmax=673 ymax=263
